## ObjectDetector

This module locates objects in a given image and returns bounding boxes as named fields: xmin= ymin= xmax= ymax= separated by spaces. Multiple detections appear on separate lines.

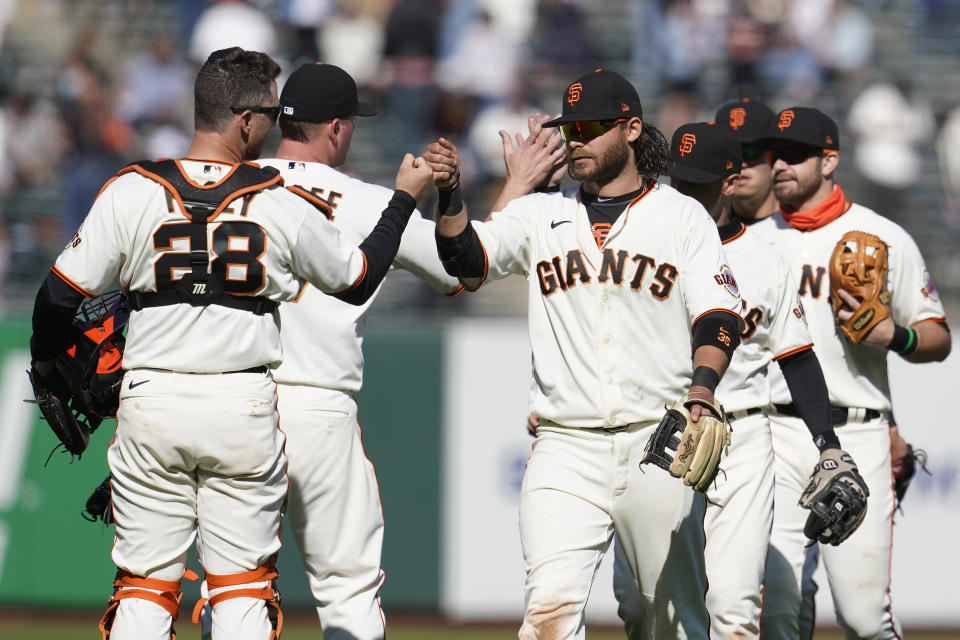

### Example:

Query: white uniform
xmin=52 ymin=159 xmax=377 ymax=640
xmin=464 ymin=184 xmax=742 ymax=640
xmin=258 ymin=158 xmax=461 ymax=640
xmin=612 ymin=220 xmax=813 ymax=639
xmin=759 ymin=198 xmax=946 ymax=640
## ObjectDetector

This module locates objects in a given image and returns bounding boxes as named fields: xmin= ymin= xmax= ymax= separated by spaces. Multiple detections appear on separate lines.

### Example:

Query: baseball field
xmin=1 ymin=613 xmax=956 ymax=640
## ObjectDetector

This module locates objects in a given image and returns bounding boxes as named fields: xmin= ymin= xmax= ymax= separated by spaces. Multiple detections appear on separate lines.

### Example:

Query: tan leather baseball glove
xmin=829 ymin=230 xmax=891 ymax=343
xmin=641 ymin=392 xmax=732 ymax=492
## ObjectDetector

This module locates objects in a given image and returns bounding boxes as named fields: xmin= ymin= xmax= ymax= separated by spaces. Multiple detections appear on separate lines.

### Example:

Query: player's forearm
xmin=490 ymin=177 xmax=533 ymax=215
xmin=691 ymin=345 xmax=730 ymax=384
xmin=335 ymin=190 xmax=416 ymax=305
xmin=31 ymin=270 xmax=86 ymax=362
xmin=901 ymin=320 xmax=951 ymax=363
xmin=777 ymin=348 xmax=841 ymax=451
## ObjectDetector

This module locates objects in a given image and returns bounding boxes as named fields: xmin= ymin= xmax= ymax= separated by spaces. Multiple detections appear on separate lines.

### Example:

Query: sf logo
xmin=778 ymin=110 xmax=795 ymax=130
xmin=567 ymin=83 xmax=582 ymax=106
xmin=729 ymin=107 xmax=746 ymax=130
xmin=678 ymin=133 xmax=696 ymax=156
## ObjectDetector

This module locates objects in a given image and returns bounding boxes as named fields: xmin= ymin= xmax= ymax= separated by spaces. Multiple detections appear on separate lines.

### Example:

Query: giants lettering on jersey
xmin=799 ymin=264 xmax=826 ymax=298
xmin=535 ymin=247 xmax=677 ymax=298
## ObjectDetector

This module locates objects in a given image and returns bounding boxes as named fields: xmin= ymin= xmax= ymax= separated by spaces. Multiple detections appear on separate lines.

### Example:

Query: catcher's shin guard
xmin=99 ymin=569 xmax=198 ymax=639
xmin=191 ymin=556 xmax=282 ymax=639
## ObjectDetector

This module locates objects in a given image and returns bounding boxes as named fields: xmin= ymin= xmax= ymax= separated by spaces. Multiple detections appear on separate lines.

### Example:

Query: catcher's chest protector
xmin=119 ymin=160 xmax=283 ymax=315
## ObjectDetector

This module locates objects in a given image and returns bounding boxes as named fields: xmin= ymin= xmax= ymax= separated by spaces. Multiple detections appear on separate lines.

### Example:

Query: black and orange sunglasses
xmin=558 ymin=118 xmax=627 ymax=142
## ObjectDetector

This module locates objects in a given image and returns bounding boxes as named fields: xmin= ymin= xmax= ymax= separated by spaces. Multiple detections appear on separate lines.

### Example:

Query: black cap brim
xmin=753 ymin=132 xmax=833 ymax=150
xmin=357 ymin=101 xmax=377 ymax=117
xmin=669 ymin=162 xmax=726 ymax=184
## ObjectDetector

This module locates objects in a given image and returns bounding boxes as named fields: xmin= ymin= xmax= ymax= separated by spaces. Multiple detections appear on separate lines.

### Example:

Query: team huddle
xmin=27 ymin=47 xmax=949 ymax=640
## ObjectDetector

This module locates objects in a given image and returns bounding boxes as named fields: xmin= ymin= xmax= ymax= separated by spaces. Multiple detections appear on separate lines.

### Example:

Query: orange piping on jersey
xmin=93 ymin=174 xmax=124 ymax=203
xmin=691 ymin=307 xmax=743 ymax=330
xmin=772 ymin=343 xmax=813 ymax=361
xmin=292 ymin=282 xmax=308 ymax=302
xmin=333 ymin=253 xmax=369 ymax=296
xmin=446 ymin=284 xmax=465 ymax=296
xmin=915 ymin=316 xmax=946 ymax=324
xmin=121 ymin=163 xmax=283 ymax=222
xmin=720 ymin=223 xmax=747 ymax=245
xmin=286 ymin=185 xmax=334 ymax=217
xmin=51 ymin=266 xmax=95 ymax=298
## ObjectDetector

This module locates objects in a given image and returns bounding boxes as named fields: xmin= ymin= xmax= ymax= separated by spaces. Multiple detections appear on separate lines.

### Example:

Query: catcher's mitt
xmin=829 ymin=230 xmax=891 ymax=343
xmin=641 ymin=392 xmax=732 ymax=492
xmin=892 ymin=444 xmax=930 ymax=512
xmin=27 ymin=291 xmax=130 ymax=460
xmin=800 ymin=448 xmax=869 ymax=545
xmin=27 ymin=364 xmax=90 ymax=457
xmin=82 ymin=473 xmax=114 ymax=525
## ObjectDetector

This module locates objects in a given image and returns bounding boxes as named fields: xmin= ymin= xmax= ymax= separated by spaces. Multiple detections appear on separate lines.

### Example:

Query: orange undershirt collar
xmin=781 ymin=185 xmax=851 ymax=231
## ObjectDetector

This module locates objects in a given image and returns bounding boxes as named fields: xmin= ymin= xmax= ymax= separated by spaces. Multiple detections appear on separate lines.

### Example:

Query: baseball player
xmin=29 ymin=47 xmax=433 ymax=640
xmin=434 ymin=69 xmax=744 ymax=639
xmin=714 ymin=99 xmax=780 ymax=225
xmin=714 ymin=99 xmax=924 ymax=534
xmin=756 ymin=107 xmax=951 ymax=639
xmin=253 ymin=62 xmax=461 ymax=640
xmin=609 ymin=122 xmax=860 ymax=640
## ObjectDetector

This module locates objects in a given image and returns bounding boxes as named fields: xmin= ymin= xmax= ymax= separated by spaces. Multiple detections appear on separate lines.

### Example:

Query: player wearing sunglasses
xmin=714 ymin=99 xmax=780 ymax=226
xmin=433 ymin=69 xmax=744 ymax=639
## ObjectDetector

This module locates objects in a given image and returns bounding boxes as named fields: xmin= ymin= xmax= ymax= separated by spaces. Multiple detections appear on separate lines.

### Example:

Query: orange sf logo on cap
xmin=729 ymin=107 xmax=746 ymax=130
xmin=778 ymin=110 xmax=795 ymax=130
xmin=678 ymin=133 xmax=696 ymax=156
xmin=725 ymin=160 xmax=734 ymax=170
xmin=567 ymin=83 xmax=582 ymax=106
xmin=621 ymin=102 xmax=630 ymax=112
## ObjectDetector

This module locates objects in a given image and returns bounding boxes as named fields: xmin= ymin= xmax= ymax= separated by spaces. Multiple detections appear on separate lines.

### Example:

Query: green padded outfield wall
xmin=0 ymin=319 xmax=444 ymax=613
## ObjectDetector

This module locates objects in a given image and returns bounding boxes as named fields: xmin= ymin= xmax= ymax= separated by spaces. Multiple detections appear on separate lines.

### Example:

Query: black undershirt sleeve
xmin=777 ymin=347 xmax=842 ymax=451
xmin=335 ymin=190 xmax=416 ymax=305
xmin=31 ymin=271 xmax=86 ymax=362
xmin=435 ymin=220 xmax=486 ymax=280
xmin=691 ymin=310 xmax=741 ymax=358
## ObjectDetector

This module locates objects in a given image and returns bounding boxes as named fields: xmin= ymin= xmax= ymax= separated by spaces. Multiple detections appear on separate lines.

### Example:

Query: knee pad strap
xmin=191 ymin=558 xmax=282 ymax=638
xmin=99 ymin=569 xmax=197 ymax=639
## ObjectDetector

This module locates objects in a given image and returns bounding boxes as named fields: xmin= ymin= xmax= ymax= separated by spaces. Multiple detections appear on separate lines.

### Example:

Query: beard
xmin=567 ymin=135 xmax=630 ymax=186
xmin=773 ymin=160 xmax=822 ymax=209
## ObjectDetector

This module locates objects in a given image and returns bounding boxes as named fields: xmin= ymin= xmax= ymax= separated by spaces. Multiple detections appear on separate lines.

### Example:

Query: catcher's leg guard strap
xmin=191 ymin=558 xmax=283 ymax=638
xmin=99 ymin=570 xmax=192 ymax=639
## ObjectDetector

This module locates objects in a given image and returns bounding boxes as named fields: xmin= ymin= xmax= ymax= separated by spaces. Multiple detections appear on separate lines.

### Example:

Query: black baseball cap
xmin=714 ymin=98 xmax=776 ymax=144
xmin=669 ymin=122 xmax=742 ymax=184
xmin=758 ymin=106 xmax=839 ymax=151
xmin=279 ymin=62 xmax=377 ymax=123
xmin=542 ymin=69 xmax=642 ymax=127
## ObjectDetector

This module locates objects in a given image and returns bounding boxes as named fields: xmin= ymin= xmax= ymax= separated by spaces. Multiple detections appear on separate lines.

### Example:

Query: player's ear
xmin=820 ymin=151 xmax=839 ymax=178
xmin=722 ymin=174 xmax=739 ymax=197
xmin=625 ymin=117 xmax=643 ymax=143
xmin=333 ymin=119 xmax=341 ymax=136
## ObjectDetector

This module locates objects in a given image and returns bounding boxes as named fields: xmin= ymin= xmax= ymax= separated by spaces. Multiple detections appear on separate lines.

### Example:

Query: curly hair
xmin=631 ymin=122 xmax=671 ymax=189
xmin=194 ymin=47 xmax=281 ymax=133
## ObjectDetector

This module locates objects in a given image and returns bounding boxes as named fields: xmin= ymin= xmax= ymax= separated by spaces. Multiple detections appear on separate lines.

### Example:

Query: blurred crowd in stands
xmin=0 ymin=0 xmax=958 ymax=316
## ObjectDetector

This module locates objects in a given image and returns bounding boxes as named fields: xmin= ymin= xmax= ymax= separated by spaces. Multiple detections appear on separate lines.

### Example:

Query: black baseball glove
xmin=800 ymin=448 xmax=869 ymax=546
xmin=27 ymin=363 xmax=91 ymax=458
xmin=82 ymin=473 xmax=114 ymax=525
xmin=892 ymin=444 xmax=929 ymax=512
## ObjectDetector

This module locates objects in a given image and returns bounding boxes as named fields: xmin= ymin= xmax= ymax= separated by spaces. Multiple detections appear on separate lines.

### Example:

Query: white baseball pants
xmin=106 ymin=369 xmax=287 ymax=640
xmin=612 ymin=411 xmax=774 ymax=639
xmin=278 ymin=384 xmax=386 ymax=640
xmin=519 ymin=423 xmax=710 ymax=640
xmin=762 ymin=413 xmax=902 ymax=640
